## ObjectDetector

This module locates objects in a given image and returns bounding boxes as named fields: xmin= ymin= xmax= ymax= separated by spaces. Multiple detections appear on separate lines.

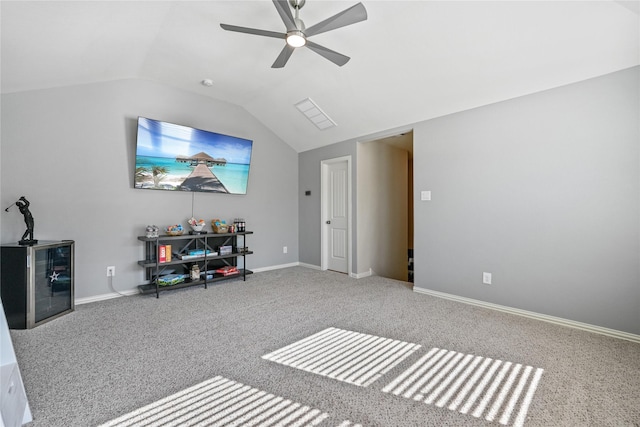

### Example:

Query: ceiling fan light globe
xmin=286 ymin=31 xmax=306 ymax=48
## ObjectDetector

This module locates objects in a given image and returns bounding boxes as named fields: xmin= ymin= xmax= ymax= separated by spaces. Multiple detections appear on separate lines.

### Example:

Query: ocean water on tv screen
xmin=135 ymin=156 xmax=250 ymax=194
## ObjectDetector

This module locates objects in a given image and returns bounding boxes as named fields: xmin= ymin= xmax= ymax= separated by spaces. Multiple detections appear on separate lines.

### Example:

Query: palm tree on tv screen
xmin=135 ymin=166 xmax=169 ymax=188
xmin=135 ymin=167 xmax=147 ymax=184
xmin=151 ymin=166 xmax=168 ymax=188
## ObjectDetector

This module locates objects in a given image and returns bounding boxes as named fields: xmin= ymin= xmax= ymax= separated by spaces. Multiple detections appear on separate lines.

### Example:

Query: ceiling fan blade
xmin=305 ymin=40 xmax=350 ymax=66
xmin=272 ymin=0 xmax=297 ymax=32
xmin=272 ymin=44 xmax=296 ymax=68
xmin=220 ymin=23 xmax=286 ymax=40
xmin=304 ymin=2 xmax=367 ymax=37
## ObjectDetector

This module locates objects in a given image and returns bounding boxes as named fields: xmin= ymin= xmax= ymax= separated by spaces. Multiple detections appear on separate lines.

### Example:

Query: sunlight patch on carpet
xmin=98 ymin=376 xmax=329 ymax=427
xmin=262 ymin=327 xmax=421 ymax=387
xmin=382 ymin=347 xmax=543 ymax=427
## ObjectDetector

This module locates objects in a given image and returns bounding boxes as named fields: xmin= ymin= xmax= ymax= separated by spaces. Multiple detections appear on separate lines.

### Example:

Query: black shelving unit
xmin=137 ymin=231 xmax=253 ymax=298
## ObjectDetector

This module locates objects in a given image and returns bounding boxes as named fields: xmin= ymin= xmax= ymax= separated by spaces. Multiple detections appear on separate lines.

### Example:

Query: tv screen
xmin=134 ymin=117 xmax=253 ymax=194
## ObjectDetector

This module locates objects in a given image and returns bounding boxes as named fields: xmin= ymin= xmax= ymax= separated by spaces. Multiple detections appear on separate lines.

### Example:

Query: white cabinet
xmin=0 ymin=301 xmax=31 ymax=426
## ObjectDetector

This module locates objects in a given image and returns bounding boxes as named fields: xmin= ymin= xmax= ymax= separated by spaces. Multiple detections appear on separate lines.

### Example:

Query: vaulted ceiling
xmin=1 ymin=1 xmax=638 ymax=152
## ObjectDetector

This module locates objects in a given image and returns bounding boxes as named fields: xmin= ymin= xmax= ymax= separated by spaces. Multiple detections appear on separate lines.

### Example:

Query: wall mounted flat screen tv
xmin=134 ymin=117 xmax=253 ymax=194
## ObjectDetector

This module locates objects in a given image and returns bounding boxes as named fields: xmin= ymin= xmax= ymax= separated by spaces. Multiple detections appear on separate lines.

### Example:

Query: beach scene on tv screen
xmin=135 ymin=117 xmax=253 ymax=194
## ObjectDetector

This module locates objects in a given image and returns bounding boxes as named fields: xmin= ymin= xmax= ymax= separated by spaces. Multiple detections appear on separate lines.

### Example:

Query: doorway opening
xmin=356 ymin=131 xmax=413 ymax=282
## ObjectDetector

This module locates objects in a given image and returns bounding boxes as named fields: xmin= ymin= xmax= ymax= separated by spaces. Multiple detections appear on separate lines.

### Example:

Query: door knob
xmin=326 ymin=220 xmax=331 ymax=224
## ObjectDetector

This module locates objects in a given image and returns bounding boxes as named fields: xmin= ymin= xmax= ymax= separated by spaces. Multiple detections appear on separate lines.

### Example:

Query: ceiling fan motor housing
xmin=289 ymin=0 xmax=306 ymax=10
xmin=294 ymin=17 xmax=305 ymax=31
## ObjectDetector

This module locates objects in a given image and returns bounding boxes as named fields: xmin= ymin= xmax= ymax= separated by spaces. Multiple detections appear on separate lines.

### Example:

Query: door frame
xmin=321 ymin=155 xmax=353 ymax=275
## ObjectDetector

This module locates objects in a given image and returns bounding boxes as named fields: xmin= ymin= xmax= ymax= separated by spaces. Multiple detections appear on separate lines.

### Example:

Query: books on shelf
xmin=157 ymin=274 xmax=187 ymax=286
xmin=200 ymin=270 xmax=215 ymax=280
xmin=176 ymin=251 xmax=217 ymax=260
xmin=158 ymin=245 xmax=172 ymax=263
xmin=215 ymin=266 xmax=238 ymax=276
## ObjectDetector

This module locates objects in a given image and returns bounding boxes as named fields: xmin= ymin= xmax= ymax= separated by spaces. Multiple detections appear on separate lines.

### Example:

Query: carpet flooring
xmin=9 ymin=267 xmax=640 ymax=426
xmin=262 ymin=327 xmax=421 ymax=387
xmin=98 ymin=375 xmax=332 ymax=427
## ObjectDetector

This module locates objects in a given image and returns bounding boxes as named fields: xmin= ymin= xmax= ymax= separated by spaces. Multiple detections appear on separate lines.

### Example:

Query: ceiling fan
xmin=220 ymin=0 xmax=367 ymax=68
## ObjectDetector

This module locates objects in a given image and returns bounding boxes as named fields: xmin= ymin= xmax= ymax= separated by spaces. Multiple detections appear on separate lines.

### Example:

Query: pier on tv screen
xmin=134 ymin=117 xmax=253 ymax=194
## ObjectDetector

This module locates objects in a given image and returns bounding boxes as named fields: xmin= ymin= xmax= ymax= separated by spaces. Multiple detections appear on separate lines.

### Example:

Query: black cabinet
xmin=1 ymin=240 xmax=74 ymax=329
xmin=138 ymin=231 xmax=253 ymax=298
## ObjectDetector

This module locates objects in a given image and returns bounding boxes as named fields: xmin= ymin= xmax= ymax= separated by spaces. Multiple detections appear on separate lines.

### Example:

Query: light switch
xmin=421 ymin=191 xmax=431 ymax=201
xmin=483 ymin=272 xmax=492 ymax=285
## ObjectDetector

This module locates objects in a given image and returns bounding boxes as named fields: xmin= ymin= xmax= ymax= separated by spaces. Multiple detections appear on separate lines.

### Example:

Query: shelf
xmin=138 ymin=231 xmax=253 ymax=242
xmin=137 ymin=231 xmax=253 ymax=298
xmin=137 ymin=270 xmax=253 ymax=295
xmin=137 ymin=251 xmax=254 ymax=268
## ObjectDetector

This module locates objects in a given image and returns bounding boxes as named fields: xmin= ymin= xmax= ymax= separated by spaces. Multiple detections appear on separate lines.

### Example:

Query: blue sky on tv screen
xmin=136 ymin=117 xmax=252 ymax=165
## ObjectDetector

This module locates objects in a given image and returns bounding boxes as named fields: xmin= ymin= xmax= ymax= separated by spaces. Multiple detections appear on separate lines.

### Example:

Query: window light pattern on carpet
xmin=382 ymin=347 xmax=544 ymax=427
xmin=262 ymin=327 xmax=421 ymax=387
xmin=99 ymin=376 xmax=329 ymax=427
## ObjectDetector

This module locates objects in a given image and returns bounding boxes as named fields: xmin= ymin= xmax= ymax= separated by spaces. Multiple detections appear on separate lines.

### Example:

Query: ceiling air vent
xmin=294 ymin=98 xmax=336 ymax=130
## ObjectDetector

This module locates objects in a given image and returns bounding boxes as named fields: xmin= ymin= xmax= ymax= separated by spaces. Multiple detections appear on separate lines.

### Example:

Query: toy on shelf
xmin=145 ymin=225 xmax=159 ymax=238
xmin=165 ymin=224 xmax=184 ymax=236
xmin=188 ymin=217 xmax=206 ymax=233
xmin=211 ymin=219 xmax=228 ymax=234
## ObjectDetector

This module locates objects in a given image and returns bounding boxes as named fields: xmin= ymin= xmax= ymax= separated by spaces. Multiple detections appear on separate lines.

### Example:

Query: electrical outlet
xmin=482 ymin=272 xmax=492 ymax=285
xmin=283 ymin=246 xmax=288 ymax=254
xmin=107 ymin=266 xmax=116 ymax=277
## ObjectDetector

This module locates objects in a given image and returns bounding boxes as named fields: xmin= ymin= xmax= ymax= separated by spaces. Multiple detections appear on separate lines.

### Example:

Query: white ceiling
xmin=1 ymin=1 xmax=638 ymax=152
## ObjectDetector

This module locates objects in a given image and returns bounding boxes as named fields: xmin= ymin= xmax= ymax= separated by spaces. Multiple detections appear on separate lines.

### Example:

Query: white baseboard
xmin=76 ymin=289 xmax=139 ymax=305
xmin=351 ymin=268 xmax=373 ymax=279
xmin=297 ymin=262 xmax=322 ymax=270
xmin=296 ymin=263 xmax=370 ymax=278
xmin=413 ymin=286 xmax=640 ymax=344
xmin=252 ymin=262 xmax=376 ymax=280
xmin=252 ymin=262 xmax=300 ymax=273
xmin=254 ymin=262 xmax=374 ymax=279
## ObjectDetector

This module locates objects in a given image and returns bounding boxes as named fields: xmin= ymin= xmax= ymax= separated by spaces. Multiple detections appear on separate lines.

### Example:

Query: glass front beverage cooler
xmin=1 ymin=240 xmax=74 ymax=329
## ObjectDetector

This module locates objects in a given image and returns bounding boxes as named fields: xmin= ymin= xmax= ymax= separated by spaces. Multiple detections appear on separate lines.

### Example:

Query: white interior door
xmin=322 ymin=157 xmax=350 ymax=274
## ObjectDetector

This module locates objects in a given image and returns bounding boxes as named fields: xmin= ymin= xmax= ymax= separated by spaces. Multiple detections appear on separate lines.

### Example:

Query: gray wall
xmin=1 ymin=79 xmax=299 ymax=300
xmin=413 ymin=66 xmax=639 ymax=335
xmin=298 ymin=140 xmax=357 ymax=272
